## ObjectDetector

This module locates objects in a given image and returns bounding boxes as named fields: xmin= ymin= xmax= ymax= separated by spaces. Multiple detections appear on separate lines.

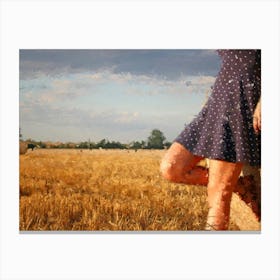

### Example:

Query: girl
xmin=160 ymin=50 xmax=261 ymax=230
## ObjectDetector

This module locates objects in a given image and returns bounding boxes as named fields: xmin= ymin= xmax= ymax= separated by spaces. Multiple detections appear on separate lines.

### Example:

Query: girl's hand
xmin=253 ymin=99 xmax=261 ymax=134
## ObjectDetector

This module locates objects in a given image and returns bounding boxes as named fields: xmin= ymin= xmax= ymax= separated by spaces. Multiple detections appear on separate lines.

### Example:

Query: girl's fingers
xmin=258 ymin=117 xmax=261 ymax=131
xmin=253 ymin=116 xmax=258 ymax=133
xmin=253 ymin=100 xmax=261 ymax=133
xmin=253 ymin=116 xmax=261 ymax=133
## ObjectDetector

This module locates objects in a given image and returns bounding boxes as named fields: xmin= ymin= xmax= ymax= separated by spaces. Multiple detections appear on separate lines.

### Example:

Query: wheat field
xmin=19 ymin=149 xmax=239 ymax=231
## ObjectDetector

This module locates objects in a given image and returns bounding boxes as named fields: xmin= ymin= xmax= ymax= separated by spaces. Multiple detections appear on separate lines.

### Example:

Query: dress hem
xmin=173 ymin=140 xmax=261 ymax=167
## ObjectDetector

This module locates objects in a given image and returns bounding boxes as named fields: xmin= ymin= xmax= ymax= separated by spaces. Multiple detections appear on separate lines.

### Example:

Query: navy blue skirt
xmin=175 ymin=50 xmax=261 ymax=166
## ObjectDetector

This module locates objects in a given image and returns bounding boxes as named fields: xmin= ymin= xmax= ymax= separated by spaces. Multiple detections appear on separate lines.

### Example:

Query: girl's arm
xmin=253 ymin=98 xmax=261 ymax=134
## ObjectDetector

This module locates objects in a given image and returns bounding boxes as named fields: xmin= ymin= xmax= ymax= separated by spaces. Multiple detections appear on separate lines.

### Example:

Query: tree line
xmin=20 ymin=129 xmax=173 ymax=150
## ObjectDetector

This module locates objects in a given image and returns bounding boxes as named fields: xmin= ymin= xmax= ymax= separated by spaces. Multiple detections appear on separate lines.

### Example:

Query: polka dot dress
xmin=175 ymin=50 xmax=261 ymax=166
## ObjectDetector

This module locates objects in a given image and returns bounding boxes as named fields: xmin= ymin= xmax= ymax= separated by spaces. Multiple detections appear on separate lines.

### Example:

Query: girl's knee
xmin=160 ymin=158 xmax=181 ymax=182
xmin=160 ymin=143 xmax=203 ymax=183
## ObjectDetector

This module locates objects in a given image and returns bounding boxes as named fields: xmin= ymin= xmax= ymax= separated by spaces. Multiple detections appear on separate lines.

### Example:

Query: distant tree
xmin=39 ymin=141 xmax=46 ymax=148
xmin=147 ymin=129 xmax=166 ymax=149
xmin=58 ymin=143 xmax=65 ymax=149
xmin=89 ymin=142 xmax=96 ymax=149
xmin=140 ymin=141 xmax=147 ymax=149
xmin=130 ymin=141 xmax=143 ymax=150
xmin=97 ymin=139 xmax=107 ymax=149
xmin=27 ymin=143 xmax=36 ymax=151
xmin=78 ymin=142 xmax=90 ymax=149
xmin=102 ymin=140 xmax=125 ymax=149
xmin=163 ymin=141 xmax=172 ymax=149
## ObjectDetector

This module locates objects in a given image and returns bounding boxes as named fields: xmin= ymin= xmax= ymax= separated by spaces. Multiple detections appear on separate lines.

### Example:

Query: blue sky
xmin=19 ymin=50 xmax=221 ymax=143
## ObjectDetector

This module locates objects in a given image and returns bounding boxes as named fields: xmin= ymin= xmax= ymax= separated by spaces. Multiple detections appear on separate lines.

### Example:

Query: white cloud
xmin=19 ymin=69 xmax=214 ymax=142
xmin=85 ymin=70 xmax=216 ymax=95
xmin=113 ymin=111 xmax=140 ymax=124
xmin=20 ymin=70 xmax=216 ymax=108
xmin=20 ymin=50 xmax=220 ymax=80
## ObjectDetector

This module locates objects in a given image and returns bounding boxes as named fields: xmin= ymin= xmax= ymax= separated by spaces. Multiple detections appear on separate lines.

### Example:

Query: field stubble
xmin=20 ymin=149 xmax=239 ymax=231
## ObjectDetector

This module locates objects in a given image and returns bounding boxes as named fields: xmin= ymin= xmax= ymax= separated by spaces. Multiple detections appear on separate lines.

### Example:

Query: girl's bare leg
xmin=160 ymin=142 xmax=208 ymax=186
xmin=160 ymin=143 xmax=252 ymax=230
xmin=206 ymin=160 xmax=243 ymax=230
